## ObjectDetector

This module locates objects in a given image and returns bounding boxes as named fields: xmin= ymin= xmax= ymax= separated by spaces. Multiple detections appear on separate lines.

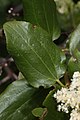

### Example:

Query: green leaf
xmin=0 ymin=79 xmax=49 ymax=120
xmin=69 ymin=33 xmax=80 ymax=75
xmin=68 ymin=57 xmax=80 ymax=76
xmin=32 ymin=107 xmax=47 ymax=118
xmin=69 ymin=24 xmax=80 ymax=54
xmin=43 ymin=90 xmax=69 ymax=120
xmin=22 ymin=0 xmax=60 ymax=40
xmin=3 ymin=21 xmax=66 ymax=88
xmin=68 ymin=50 xmax=80 ymax=76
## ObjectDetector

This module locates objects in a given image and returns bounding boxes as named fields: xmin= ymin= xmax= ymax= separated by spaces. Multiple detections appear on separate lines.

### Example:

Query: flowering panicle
xmin=54 ymin=71 xmax=80 ymax=120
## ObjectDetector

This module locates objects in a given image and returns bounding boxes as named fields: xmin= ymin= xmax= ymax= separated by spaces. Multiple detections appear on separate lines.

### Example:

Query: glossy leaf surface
xmin=69 ymin=24 xmax=80 ymax=54
xmin=0 ymin=79 xmax=49 ymax=120
xmin=4 ymin=21 xmax=66 ymax=88
xmin=23 ymin=0 xmax=60 ymax=40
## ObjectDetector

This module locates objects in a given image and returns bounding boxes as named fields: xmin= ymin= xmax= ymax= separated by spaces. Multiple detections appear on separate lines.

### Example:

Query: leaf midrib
xmin=18 ymin=24 xmax=57 ymax=77
xmin=19 ymin=24 xmax=58 ymax=76
xmin=12 ymin=43 xmax=53 ymax=80
xmin=6 ymin=24 xmax=56 ymax=79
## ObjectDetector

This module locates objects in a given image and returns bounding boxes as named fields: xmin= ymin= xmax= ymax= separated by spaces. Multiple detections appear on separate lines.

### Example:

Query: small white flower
xmin=54 ymin=71 xmax=80 ymax=120
xmin=70 ymin=109 xmax=80 ymax=120
xmin=57 ymin=105 xmax=62 ymax=111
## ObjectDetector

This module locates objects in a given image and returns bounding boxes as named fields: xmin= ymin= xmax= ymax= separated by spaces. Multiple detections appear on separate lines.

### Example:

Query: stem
xmin=56 ymin=79 xmax=64 ymax=87
xmin=0 ymin=76 xmax=10 ymax=85
xmin=64 ymin=72 xmax=70 ymax=86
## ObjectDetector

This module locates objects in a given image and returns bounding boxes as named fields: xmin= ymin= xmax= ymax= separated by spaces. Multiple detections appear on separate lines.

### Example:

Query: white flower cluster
xmin=54 ymin=71 xmax=80 ymax=120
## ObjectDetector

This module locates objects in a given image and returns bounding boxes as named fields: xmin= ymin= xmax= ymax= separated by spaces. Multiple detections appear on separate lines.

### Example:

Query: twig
xmin=4 ymin=63 xmax=18 ymax=80
xmin=0 ymin=76 xmax=10 ymax=85
xmin=0 ymin=58 xmax=18 ymax=85
xmin=64 ymin=72 xmax=70 ymax=87
xmin=0 ymin=29 xmax=3 ymax=37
